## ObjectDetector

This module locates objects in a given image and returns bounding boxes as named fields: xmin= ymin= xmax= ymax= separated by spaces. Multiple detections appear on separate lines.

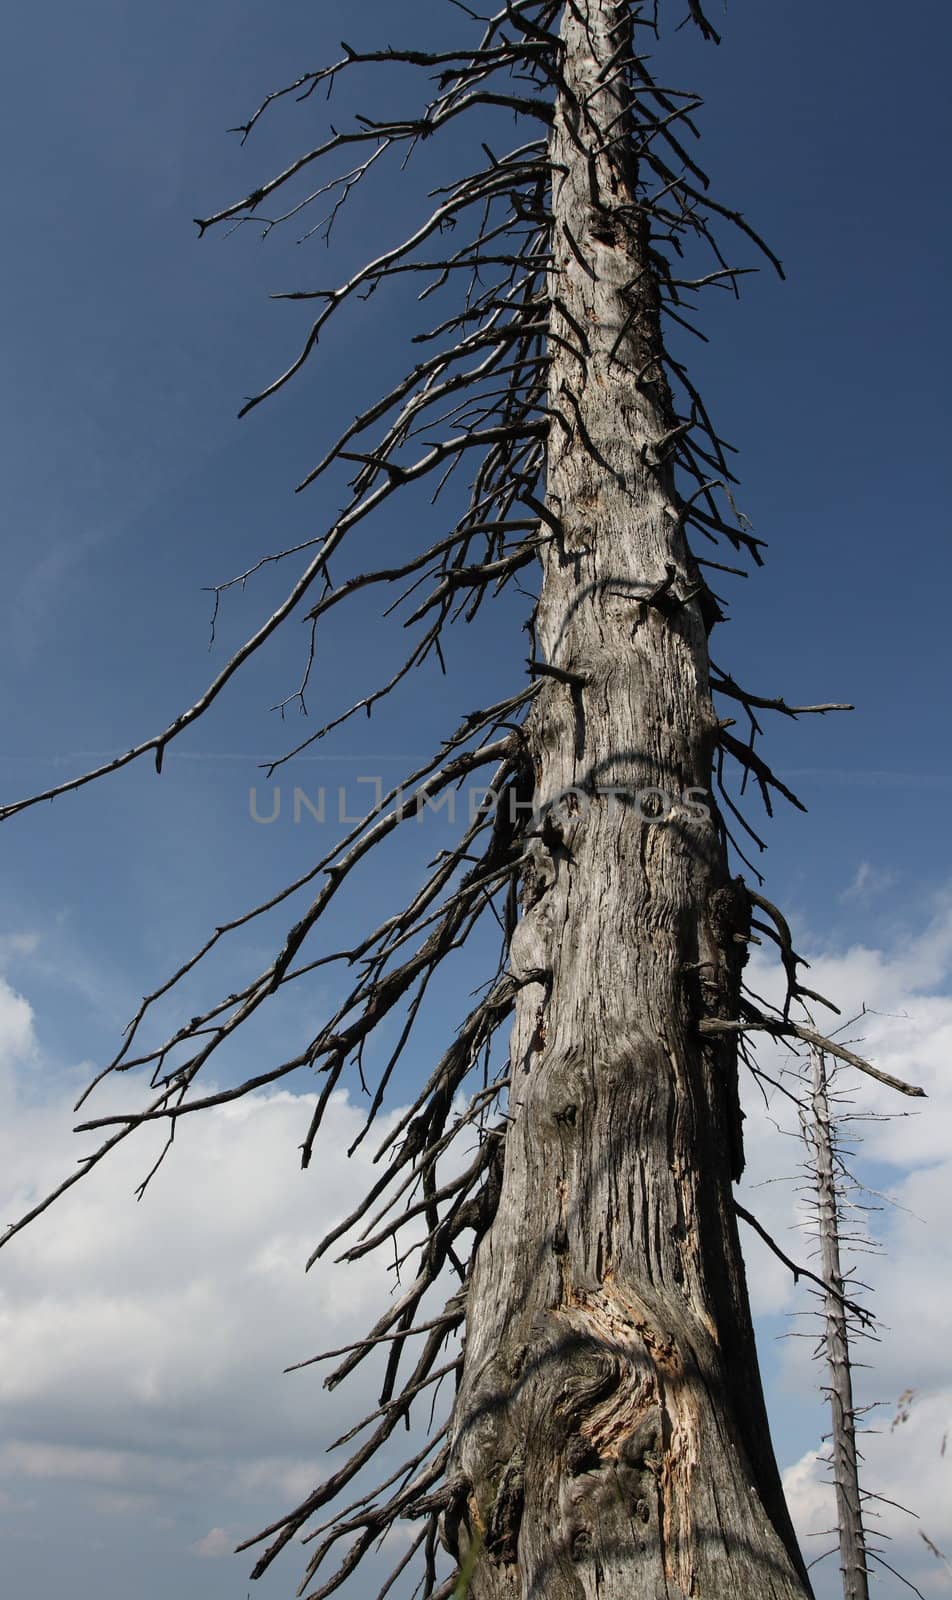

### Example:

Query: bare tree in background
xmin=0 ymin=4 xmax=926 ymax=1597
xmin=803 ymin=1046 xmax=872 ymax=1600
xmin=799 ymin=1037 xmax=930 ymax=1600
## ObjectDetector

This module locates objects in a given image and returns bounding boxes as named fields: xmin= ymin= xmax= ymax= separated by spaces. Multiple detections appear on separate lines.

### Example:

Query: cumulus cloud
xmin=739 ymin=892 xmax=952 ymax=1293
xmin=0 ymin=1038 xmax=434 ymax=1576
xmin=0 ymin=975 xmax=37 ymax=1070
xmin=782 ymin=1391 xmax=952 ymax=1599
xmin=736 ymin=890 xmax=952 ymax=1593
xmin=191 ymin=1526 xmax=231 ymax=1558
xmin=2 ymin=895 xmax=951 ymax=1598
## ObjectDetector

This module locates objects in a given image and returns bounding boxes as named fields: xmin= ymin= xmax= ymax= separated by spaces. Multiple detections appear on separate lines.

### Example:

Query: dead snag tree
xmin=447 ymin=8 xmax=814 ymax=1597
xmin=802 ymin=1044 xmax=873 ymax=1600
xmin=0 ymin=3 xmax=926 ymax=1598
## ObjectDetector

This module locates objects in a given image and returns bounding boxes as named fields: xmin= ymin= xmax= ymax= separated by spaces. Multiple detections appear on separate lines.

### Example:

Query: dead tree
xmin=806 ymin=1047 xmax=872 ymax=1600
xmin=0 ymin=4 xmax=926 ymax=1597
xmin=798 ymin=1037 xmax=923 ymax=1599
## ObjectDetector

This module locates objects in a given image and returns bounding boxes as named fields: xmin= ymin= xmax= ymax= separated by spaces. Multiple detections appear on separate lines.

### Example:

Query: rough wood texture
xmin=447 ymin=6 xmax=813 ymax=1595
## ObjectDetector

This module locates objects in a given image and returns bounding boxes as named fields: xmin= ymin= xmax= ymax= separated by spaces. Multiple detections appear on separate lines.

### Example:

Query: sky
xmin=1 ymin=0 xmax=951 ymax=1596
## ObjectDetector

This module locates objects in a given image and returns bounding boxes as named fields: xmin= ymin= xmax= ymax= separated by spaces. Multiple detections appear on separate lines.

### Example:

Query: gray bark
xmin=811 ymin=1048 xmax=870 ymax=1600
xmin=446 ymin=5 xmax=813 ymax=1596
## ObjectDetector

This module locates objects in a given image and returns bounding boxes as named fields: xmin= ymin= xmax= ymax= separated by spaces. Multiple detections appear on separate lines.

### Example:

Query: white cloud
xmin=783 ymin=1393 xmax=952 ymax=1598
xmin=0 ymin=976 xmax=37 ymax=1070
xmin=2 ymin=895 xmax=952 ymax=1597
xmin=232 ymin=1454 xmax=326 ymax=1506
xmin=0 ymin=1065 xmax=425 ymax=1531
xmin=0 ymin=1441 xmax=132 ymax=1484
xmin=0 ymin=976 xmax=38 ymax=1125
xmin=840 ymin=861 xmax=896 ymax=902
xmin=739 ymin=892 xmax=952 ymax=1311
xmin=191 ymin=1526 xmax=231 ymax=1559
xmin=735 ymin=891 xmax=952 ymax=1593
xmin=782 ymin=1449 xmax=836 ymax=1540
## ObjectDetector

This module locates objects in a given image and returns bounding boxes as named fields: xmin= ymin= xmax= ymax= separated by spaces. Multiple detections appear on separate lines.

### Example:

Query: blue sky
xmin=1 ymin=2 xmax=951 ymax=1596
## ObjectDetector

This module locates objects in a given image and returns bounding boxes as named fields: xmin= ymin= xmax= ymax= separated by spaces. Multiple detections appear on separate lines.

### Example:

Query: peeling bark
xmin=447 ymin=6 xmax=813 ymax=1595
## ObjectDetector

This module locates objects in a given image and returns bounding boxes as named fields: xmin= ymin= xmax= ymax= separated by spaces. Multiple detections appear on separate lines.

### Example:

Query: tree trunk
xmin=811 ymin=1049 xmax=870 ymax=1600
xmin=447 ymin=5 xmax=813 ymax=1596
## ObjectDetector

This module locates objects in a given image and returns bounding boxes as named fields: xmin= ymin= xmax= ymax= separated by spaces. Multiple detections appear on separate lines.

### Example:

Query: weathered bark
xmin=811 ymin=1048 xmax=870 ymax=1600
xmin=447 ymin=6 xmax=813 ymax=1596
